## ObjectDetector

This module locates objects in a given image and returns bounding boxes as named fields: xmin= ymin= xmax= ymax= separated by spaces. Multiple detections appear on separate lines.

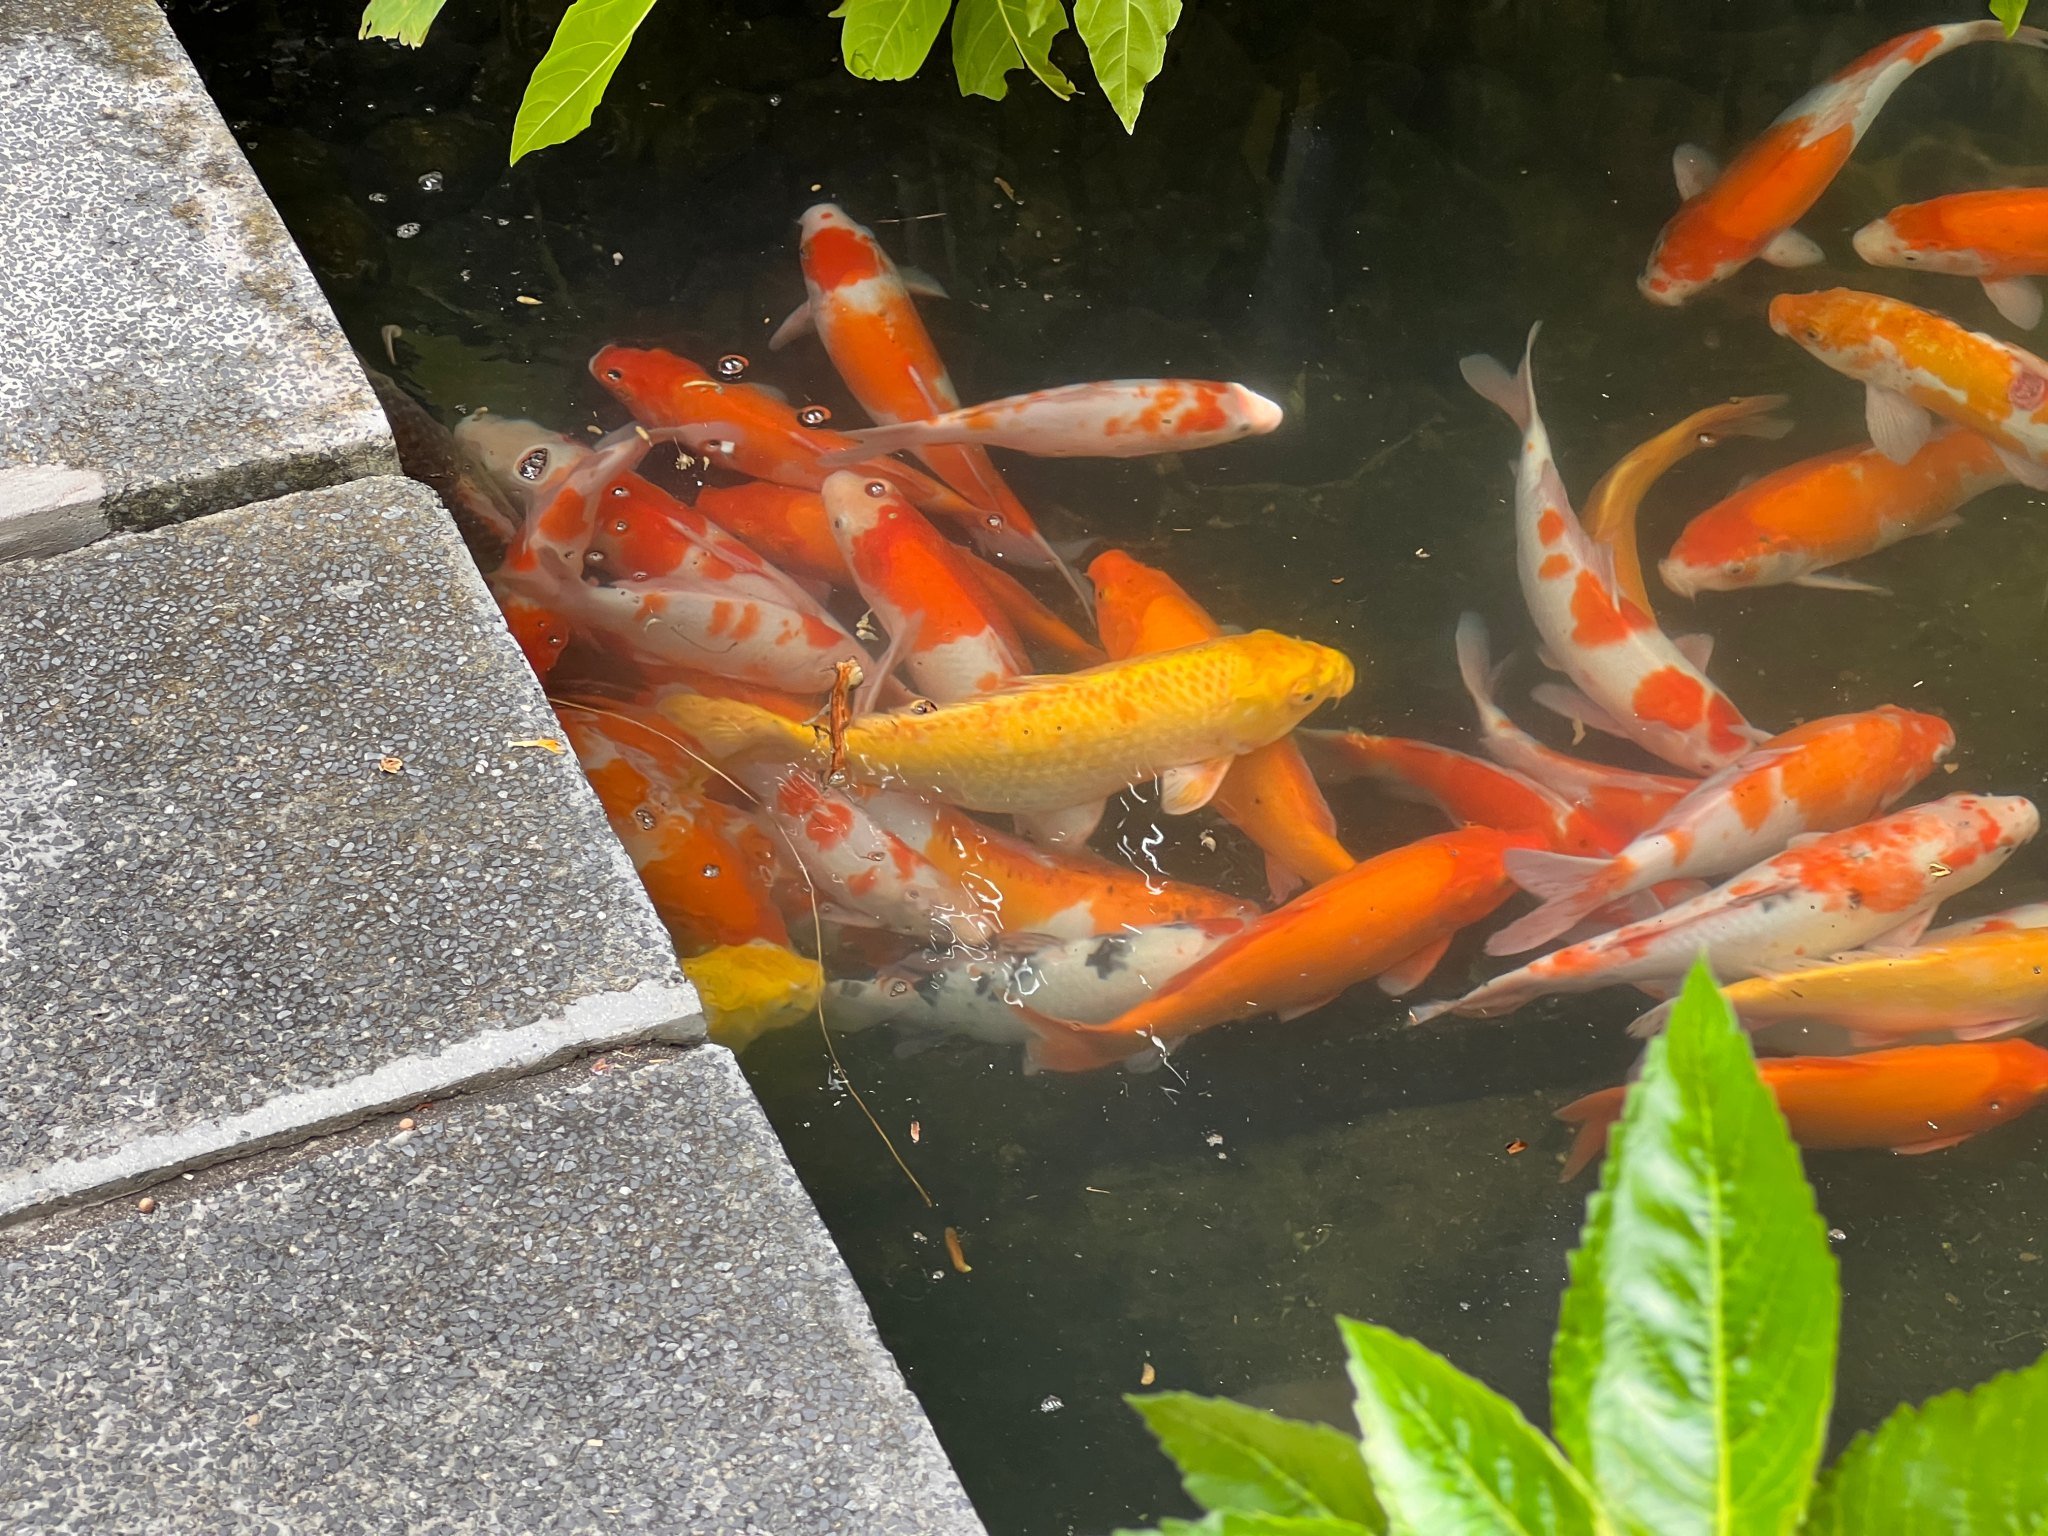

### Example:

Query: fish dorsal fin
xmin=1761 ymin=229 xmax=1825 ymax=269
xmin=1158 ymin=756 xmax=1234 ymax=815
xmin=1864 ymin=384 xmax=1932 ymax=464
xmin=1674 ymin=632 xmax=1714 ymax=672
xmin=768 ymin=299 xmax=815 ymax=351
xmin=1672 ymin=143 xmax=1720 ymax=200
xmin=1984 ymin=275 xmax=2043 ymax=330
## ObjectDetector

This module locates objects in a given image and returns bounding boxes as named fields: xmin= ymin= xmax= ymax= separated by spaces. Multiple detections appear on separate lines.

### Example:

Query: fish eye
xmin=864 ymin=480 xmax=889 ymax=498
xmin=517 ymin=447 xmax=550 ymax=481
xmin=1803 ymin=327 xmax=1822 ymax=343
xmin=603 ymin=368 xmax=623 ymax=381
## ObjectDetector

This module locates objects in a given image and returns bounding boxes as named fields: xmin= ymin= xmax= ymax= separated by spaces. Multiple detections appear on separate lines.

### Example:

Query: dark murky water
xmin=169 ymin=2 xmax=2048 ymax=1529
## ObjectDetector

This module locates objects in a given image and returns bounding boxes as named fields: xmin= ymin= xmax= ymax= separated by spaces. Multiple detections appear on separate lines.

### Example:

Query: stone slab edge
xmin=0 ymin=976 xmax=700 ymax=1229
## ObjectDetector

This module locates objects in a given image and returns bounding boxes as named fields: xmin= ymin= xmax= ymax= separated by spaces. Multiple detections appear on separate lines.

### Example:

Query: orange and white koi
xmin=1660 ymin=427 xmax=2009 ymax=597
xmin=772 ymin=203 xmax=1083 ymax=598
xmin=822 ymin=470 xmax=1026 ymax=702
xmin=1412 ymin=794 xmax=2037 ymax=1022
xmin=1639 ymin=21 xmax=2047 ymax=305
xmin=1487 ymin=706 xmax=1955 ymax=955
xmin=1089 ymin=549 xmax=1354 ymax=898
xmin=824 ymin=920 xmax=1246 ymax=1050
xmin=1462 ymin=330 xmax=1761 ymax=772
xmin=828 ymin=379 xmax=1284 ymax=462
xmin=863 ymin=790 xmax=1257 ymax=940
xmin=1628 ymin=928 xmax=2048 ymax=1045
xmin=662 ymin=629 xmax=1354 ymax=847
xmin=1856 ymin=187 xmax=2048 ymax=329
xmin=1558 ymin=1040 xmax=2048 ymax=1178
xmin=1581 ymin=395 xmax=1791 ymax=610
xmin=1027 ymin=828 xmax=1529 ymax=1073
xmin=1769 ymin=288 xmax=2048 ymax=490
xmin=1452 ymin=613 xmax=1694 ymax=838
xmin=1927 ymin=900 xmax=2048 ymax=941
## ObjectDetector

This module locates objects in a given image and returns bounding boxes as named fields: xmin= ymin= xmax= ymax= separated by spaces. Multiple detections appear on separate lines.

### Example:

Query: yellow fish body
xmin=663 ymin=629 xmax=1354 ymax=839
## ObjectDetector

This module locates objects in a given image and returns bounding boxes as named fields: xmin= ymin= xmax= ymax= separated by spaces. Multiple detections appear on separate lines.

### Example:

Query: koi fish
xmin=822 ymin=470 xmax=1026 ymax=702
xmin=1411 ymin=793 xmax=2037 ymax=1023
xmin=1769 ymin=288 xmax=2048 ymax=489
xmin=1639 ymin=20 xmax=2048 ymax=305
xmin=660 ymin=629 xmax=1354 ymax=847
xmin=1452 ymin=614 xmax=1695 ymax=837
xmin=1628 ymin=928 xmax=2048 ymax=1045
xmin=558 ymin=709 xmax=790 ymax=952
xmin=824 ymin=920 xmax=1245 ymax=1051
xmin=1558 ymin=1040 xmax=2048 ymax=1179
xmin=1461 ymin=329 xmax=1761 ymax=772
xmin=1299 ymin=730 xmax=1623 ymax=856
xmin=863 ymin=791 xmax=1257 ymax=940
xmin=1855 ymin=187 xmax=2048 ymax=329
xmin=1026 ymin=828 xmax=1529 ymax=1073
xmin=1928 ymin=900 xmax=2048 ymax=941
xmin=1581 ymin=395 xmax=1791 ymax=610
xmin=366 ymin=367 xmax=521 ymax=567
xmin=1488 ymin=705 xmax=1956 ymax=955
xmin=732 ymin=759 xmax=996 ymax=948
xmin=1659 ymin=428 xmax=2010 ymax=597
xmin=772 ymin=203 xmax=1086 ymax=603
xmin=826 ymin=379 xmax=1285 ymax=462
xmin=1089 ymin=549 xmax=1354 ymax=898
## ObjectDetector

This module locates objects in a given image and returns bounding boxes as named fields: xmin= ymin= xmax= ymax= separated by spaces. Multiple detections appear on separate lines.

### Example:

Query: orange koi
xmin=1026 ymin=827 xmax=1529 ymax=1073
xmin=1639 ymin=21 xmax=2047 ymax=305
xmin=1558 ymin=1040 xmax=2048 ymax=1179
xmin=1856 ymin=187 xmax=2048 ymax=329
xmin=831 ymin=379 xmax=1285 ymax=462
xmin=1089 ymin=549 xmax=1354 ymax=897
xmin=693 ymin=481 xmax=849 ymax=587
xmin=1660 ymin=427 xmax=2009 ymax=597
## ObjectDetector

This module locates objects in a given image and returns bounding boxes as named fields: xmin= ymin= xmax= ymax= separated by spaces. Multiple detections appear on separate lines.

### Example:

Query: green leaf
xmin=951 ymin=0 xmax=1074 ymax=101
xmin=1072 ymin=0 xmax=1180 ymax=131
xmin=1802 ymin=1351 xmax=2048 ymax=1533
xmin=1340 ymin=1318 xmax=1607 ymax=1535
xmin=1118 ymin=1517 xmax=1377 ymax=1536
xmin=1550 ymin=962 xmax=1838 ymax=1536
xmin=833 ymin=0 xmax=954 ymax=81
xmin=1992 ymin=0 xmax=2029 ymax=39
xmin=1129 ymin=1392 xmax=1384 ymax=1529
xmin=358 ymin=0 xmax=450 ymax=47
xmin=508 ymin=0 xmax=659 ymax=165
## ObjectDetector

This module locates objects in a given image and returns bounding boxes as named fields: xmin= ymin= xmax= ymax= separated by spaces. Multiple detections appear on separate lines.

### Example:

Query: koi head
xmin=1086 ymin=550 xmax=1215 ymax=658
xmin=1658 ymin=510 xmax=1801 ymax=596
xmin=1888 ymin=707 xmax=1958 ymax=779
xmin=1992 ymin=1040 xmax=2048 ymax=1110
xmin=796 ymin=202 xmax=889 ymax=294
xmin=1853 ymin=203 xmax=1983 ymax=276
xmin=1228 ymin=384 xmax=1287 ymax=437
xmin=1768 ymin=289 xmax=1886 ymax=363
xmin=590 ymin=344 xmax=715 ymax=420
xmin=1637 ymin=255 xmax=1715 ymax=309
xmin=819 ymin=469 xmax=906 ymax=549
xmin=1223 ymin=632 xmax=1356 ymax=739
xmin=454 ymin=414 xmax=588 ymax=507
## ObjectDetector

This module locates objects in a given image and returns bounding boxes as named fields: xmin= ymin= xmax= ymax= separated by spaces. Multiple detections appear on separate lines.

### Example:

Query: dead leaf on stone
xmin=377 ymin=755 xmax=404 ymax=774
xmin=510 ymin=737 xmax=566 ymax=754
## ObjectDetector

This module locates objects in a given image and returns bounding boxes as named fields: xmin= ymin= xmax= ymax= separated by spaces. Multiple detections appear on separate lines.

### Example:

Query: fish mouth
xmin=1636 ymin=268 xmax=1689 ymax=307
xmin=1850 ymin=220 xmax=1900 ymax=267
xmin=1656 ymin=558 xmax=1704 ymax=599
xmin=1236 ymin=387 xmax=1286 ymax=435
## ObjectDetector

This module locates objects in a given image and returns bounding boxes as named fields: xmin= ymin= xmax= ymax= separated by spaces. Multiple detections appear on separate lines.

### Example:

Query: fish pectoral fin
xmin=1377 ymin=935 xmax=1454 ymax=997
xmin=1864 ymin=384 xmax=1933 ymax=464
xmin=1625 ymin=999 xmax=1677 ymax=1039
xmin=1263 ymin=852 xmax=1307 ymax=904
xmin=1015 ymin=800 xmax=1106 ymax=847
xmin=1534 ymin=642 xmax=1567 ymax=673
xmin=1529 ymin=682 xmax=1631 ymax=742
xmin=1158 ymin=757 xmax=1235 ymax=815
xmin=1992 ymin=443 xmax=2048 ymax=492
xmin=1983 ymin=275 xmax=2044 ymax=330
xmin=1275 ymin=993 xmax=1343 ymax=1022
xmin=1671 ymin=142 xmax=1719 ymax=200
xmin=1673 ymin=631 xmax=1714 ymax=671
xmin=1892 ymin=1132 xmax=1974 ymax=1156
xmin=1949 ymin=1015 xmax=2042 ymax=1041
xmin=1871 ymin=909 xmax=1937 ymax=949
xmin=768 ymin=300 xmax=814 ymax=351
xmin=1760 ymin=229 xmax=1825 ymax=269
xmin=1792 ymin=571 xmax=1893 ymax=595
xmin=898 ymin=265 xmax=951 ymax=300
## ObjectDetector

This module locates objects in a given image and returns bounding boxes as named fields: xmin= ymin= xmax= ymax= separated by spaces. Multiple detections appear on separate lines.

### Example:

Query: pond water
xmin=168 ymin=1 xmax=2048 ymax=1530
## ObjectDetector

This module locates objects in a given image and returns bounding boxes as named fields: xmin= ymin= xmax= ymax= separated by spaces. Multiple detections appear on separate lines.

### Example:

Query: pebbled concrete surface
xmin=0 ymin=0 xmax=395 ymax=544
xmin=0 ymin=477 xmax=700 ymax=1220
xmin=0 ymin=1047 xmax=987 ymax=1536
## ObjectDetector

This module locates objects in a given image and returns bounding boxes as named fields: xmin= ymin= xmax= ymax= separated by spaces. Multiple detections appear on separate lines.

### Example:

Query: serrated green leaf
xmin=1073 ymin=0 xmax=1180 ymax=131
xmin=1802 ymin=1351 xmax=2048 ymax=1533
xmin=358 ymin=0 xmax=451 ymax=47
xmin=951 ymin=0 xmax=1074 ymax=101
xmin=1128 ymin=1392 xmax=1384 ymax=1529
xmin=1551 ymin=962 xmax=1838 ymax=1536
xmin=1992 ymin=0 xmax=2030 ymax=39
xmin=1341 ymin=1318 xmax=1607 ymax=1535
xmin=833 ymin=0 xmax=954 ymax=81
xmin=508 ymin=0 xmax=659 ymax=165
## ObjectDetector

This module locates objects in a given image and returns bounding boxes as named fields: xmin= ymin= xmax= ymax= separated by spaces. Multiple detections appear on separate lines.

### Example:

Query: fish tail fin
xmin=2017 ymin=24 xmax=2048 ymax=49
xmin=657 ymin=692 xmax=807 ymax=766
xmin=1554 ymin=1085 xmax=1627 ymax=1181
xmin=1458 ymin=323 xmax=1541 ymax=431
xmin=1453 ymin=611 xmax=1514 ymax=719
xmin=824 ymin=422 xmax=932 ymax=466
xmin=1502 ymin=846 xmax=1613 ymax=901
xmin=1624 ymin=998 xmax=1677 ymax=1039
xmin=1406 ymin=997 xmax=1458 ymax=1026
xmin=1710 ymin=394 xmax=1794 ymax=442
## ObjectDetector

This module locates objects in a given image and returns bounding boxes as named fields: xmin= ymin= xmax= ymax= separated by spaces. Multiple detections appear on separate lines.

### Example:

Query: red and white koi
xmin=1856 ymin=187 xmax=2048 ymax=329
xmin=1927 ymin=900 xmax=2048 ymax=942
xmin=1769 ymin=288 xmax=2048 ymax=490
xmin=1461 ymin=329 xmax=1761 ymax=772
xmin=822 ymin=470 xmax=1026 ymax=702
xmin=1487 ymin=705 xmax=1955 ymax=955
xmin=826 ymin=379 xmax=1284 ymax=462
xmin=1639 ymin=21 xmax=2048 ymax=305
xmin=1412 ymin=793 xmax=2038 ymax=1023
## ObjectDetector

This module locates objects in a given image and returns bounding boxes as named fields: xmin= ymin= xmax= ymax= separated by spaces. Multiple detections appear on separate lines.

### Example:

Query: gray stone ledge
xmin=0 ymin=0 xmax=396 ymax=549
